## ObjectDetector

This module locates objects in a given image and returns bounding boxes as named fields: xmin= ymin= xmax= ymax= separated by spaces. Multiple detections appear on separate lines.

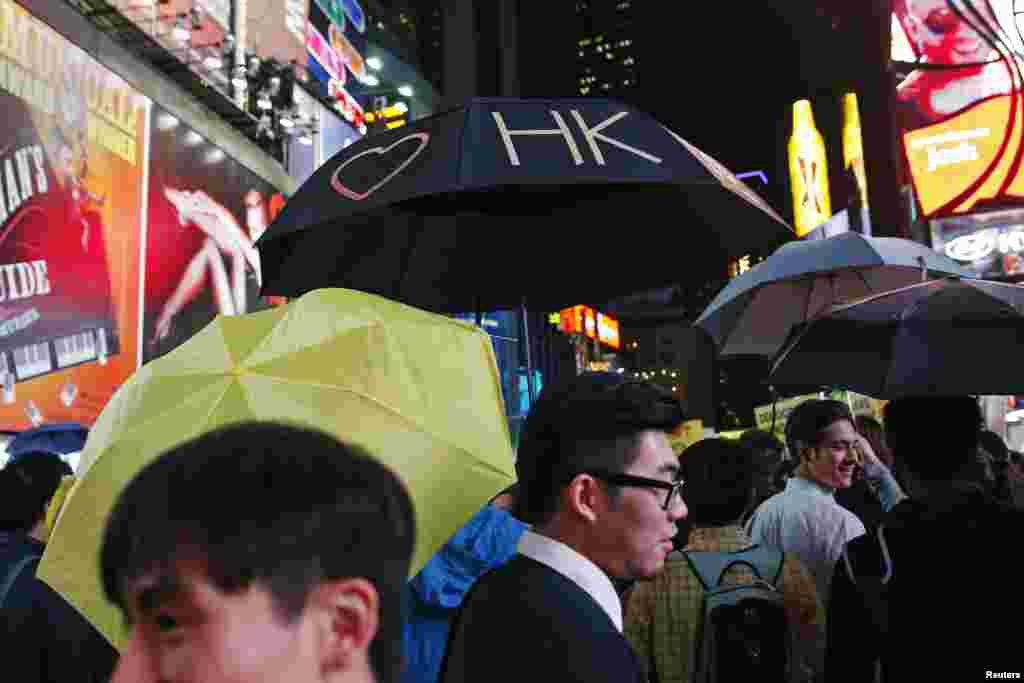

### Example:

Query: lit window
xmin=602 ymin=82 xmax=611 ymax=89
xmin=623 ymin=57 xmax=635 ymax=66
xmin=578 ymin=51 xmax=584 ymax=57
xmin=580 ymin=87 xmax=590 ymax=95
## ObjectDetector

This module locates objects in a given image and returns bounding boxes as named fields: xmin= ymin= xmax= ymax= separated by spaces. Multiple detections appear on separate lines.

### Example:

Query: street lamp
xmin=363 ymin=74 xmax=380 ymax=87
xmin=397 ymin=84 xmax=413 ymax=97
xmin=366 ymin=56 xmax=383 ymax=70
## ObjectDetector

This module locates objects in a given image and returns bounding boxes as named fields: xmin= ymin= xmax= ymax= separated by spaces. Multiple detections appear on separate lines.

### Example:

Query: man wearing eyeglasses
xmin=439 ymin=373 xmax=687 ymax=683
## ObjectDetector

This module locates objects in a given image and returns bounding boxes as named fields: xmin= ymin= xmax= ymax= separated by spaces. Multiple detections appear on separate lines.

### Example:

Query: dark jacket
xmin=0 ymin=532 xmax=117 ymax=683
xmin=827 ymin=487 xmax=1024 ymax=681
xmin=835 ymin=477 xmax=886 ymax=533
xmin=439 ymin=554 xmax=645 ymax=683
xmin=402 ymin=506 xmax=526 ymax=683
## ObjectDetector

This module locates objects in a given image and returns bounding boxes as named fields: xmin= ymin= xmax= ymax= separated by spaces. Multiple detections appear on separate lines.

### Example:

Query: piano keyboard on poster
xmin=2 ymin=327 xmax=118 ymax=382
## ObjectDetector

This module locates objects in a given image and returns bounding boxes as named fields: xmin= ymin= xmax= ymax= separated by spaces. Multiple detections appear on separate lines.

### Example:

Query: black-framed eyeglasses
xmin=581 ymin=470 xmax=685 ymax=511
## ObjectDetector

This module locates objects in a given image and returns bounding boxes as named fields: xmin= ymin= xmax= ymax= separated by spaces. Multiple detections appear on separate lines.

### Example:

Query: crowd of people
xmin=1 ymin=372 xmax=1022 ymax=682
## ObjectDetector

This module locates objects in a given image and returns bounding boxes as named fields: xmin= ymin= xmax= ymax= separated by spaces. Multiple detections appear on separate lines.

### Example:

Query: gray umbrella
xmin=694 ymin=232 xmax=974 ymax=358
xmin=768 ymin=277 xmax=1024 ymax=398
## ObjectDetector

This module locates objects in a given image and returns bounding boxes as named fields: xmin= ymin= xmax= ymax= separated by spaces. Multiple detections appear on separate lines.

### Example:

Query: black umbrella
xmin=258 ymin=97 xmax=795 ymax=400
xmin=769 ymin=278 xmax=1024 ymax=398
xmin=259 ymin=97 xmax=793 ymax=311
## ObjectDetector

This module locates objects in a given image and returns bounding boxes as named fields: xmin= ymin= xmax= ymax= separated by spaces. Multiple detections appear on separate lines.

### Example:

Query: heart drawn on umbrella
xmin=330 ymin=132 xmax=431 ymax=201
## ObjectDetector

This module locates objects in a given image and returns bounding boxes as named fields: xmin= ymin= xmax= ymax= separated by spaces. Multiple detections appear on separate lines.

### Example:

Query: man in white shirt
xmin=439 ymin=372 xmax=688 ymax=683
xmin=747 ymin=400 xmax=903 ymax=601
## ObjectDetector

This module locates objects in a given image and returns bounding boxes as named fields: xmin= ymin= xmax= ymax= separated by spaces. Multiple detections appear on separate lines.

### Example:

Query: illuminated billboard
xmin=0 ymin=0 xmax=150 ymax=430
xmin=930 ymin=207 xmax=1024 ymax=278
xmin=892 ymin=1 xmax=1024 ymax=219
xmin=557 ymin=305 xmax=620 ymax=349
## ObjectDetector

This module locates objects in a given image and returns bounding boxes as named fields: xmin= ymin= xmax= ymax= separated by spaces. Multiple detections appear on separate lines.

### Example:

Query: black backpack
xmin=684 ymin=544 xmax=791 ymax=683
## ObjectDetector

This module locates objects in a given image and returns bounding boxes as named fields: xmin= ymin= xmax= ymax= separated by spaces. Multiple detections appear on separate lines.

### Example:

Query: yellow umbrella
xmin=37 ymin=288 xmax=515 ymax=650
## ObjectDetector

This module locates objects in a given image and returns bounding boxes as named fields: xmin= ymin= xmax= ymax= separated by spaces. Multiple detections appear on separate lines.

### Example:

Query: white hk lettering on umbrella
xmin=492 ymin=110 xmax=662 ymax=166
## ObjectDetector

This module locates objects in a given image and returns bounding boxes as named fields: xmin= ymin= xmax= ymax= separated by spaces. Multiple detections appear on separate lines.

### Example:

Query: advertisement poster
xmin=0 ymin=0 xmax=148 ymax=430
xmin=308 ymin=0 xmax=369 ymax=85
xmin=893 ymin=0 xmax=1024 ymax=218
xmin=247 ymin=0 xmax=308 ymax=68
xmin=143 ymin=106 xmax=282 ymax=363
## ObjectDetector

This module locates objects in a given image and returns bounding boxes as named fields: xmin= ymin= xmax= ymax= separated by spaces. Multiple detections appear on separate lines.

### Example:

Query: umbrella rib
xmin=245 ymin=373 xmax=515 ymax=479
xmin=856 ymin=268 xmax=875 ymax=293
xmin=803 ymin=279 xmax=815 ymax=322
xmin=89 ymin=375 xmax=234 ymax=447
xmin=879 ymin=322 xmax=902 ymax=398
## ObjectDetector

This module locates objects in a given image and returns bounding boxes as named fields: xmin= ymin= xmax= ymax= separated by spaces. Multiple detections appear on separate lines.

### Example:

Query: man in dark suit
xmin=440 ymin=373 xmax=688 ymax=683
xmin=828 ymin=397 xmax=1024 ymax=682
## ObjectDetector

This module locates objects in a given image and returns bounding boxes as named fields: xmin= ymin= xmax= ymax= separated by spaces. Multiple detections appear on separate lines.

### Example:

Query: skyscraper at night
xmin=574 ymin=0 xmax=638 ymax=98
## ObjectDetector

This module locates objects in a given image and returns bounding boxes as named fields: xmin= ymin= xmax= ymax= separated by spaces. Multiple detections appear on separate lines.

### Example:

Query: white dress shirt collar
xmin=517 ymin=529 xmax=623 ymax=632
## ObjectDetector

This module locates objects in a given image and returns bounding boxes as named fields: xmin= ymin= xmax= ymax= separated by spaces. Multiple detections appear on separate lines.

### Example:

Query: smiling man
xmin=746 ymin=400 xmax=904 ymax=601
xmin=100 ymin=422 xmax=415 ymax=683
xmin=439 ymin=373 xmax=687 ymax=683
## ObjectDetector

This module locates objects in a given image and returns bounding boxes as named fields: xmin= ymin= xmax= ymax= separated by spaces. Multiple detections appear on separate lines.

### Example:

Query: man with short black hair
xmin=829 ymin=396 xmax=1024 ymax=681
xmin=747 ymin=400 xmax=903 ymax=601
xmin=738 ymin=428 xmax=786 ymax=526
xmin=1 ymin=454 xmax=116 ymax=683
xmin=102 ymin=422 xmax=416 ymax=683
xmin=440 ymin=373 xmax=687 ymax=683
xmin=625 ymin=438 xmax=825 ymax=683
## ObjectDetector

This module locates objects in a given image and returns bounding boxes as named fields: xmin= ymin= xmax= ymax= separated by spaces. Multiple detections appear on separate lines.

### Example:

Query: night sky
xmin=626 ymin=3 xmax=860 ymax=225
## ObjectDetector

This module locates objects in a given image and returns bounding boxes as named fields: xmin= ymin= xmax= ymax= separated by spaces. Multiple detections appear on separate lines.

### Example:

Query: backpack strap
xmin=0 ymin=553 xmax=40 ymax=608
xmin=842 ymin=523 xmax=893 ymax=586
xmin=684 ymin=544 xmax=784 ymax=591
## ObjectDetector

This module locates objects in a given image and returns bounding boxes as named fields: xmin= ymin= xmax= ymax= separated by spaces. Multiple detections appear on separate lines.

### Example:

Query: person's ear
xmin=564 ymin=474 xmax=603 ymax=523
xmin=311 ymin=578 xmax=379 ymax=676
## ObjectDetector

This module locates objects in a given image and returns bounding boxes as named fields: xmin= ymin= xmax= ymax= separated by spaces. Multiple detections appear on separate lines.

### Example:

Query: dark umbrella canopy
xmin=695 ymin=232 xmax=974 ymax=358
xmin=258 ymin=97 xmax=794 ymax=313
xmin=769 ymin=278 xmax=1024 ymax=398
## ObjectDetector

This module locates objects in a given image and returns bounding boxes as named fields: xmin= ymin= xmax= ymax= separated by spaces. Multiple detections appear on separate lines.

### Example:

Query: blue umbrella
xmin=694 ymin=232 xmax=975 ymax=359
xmin=257 ymin=97 xmax=794 ymax=314
xmin=6 ymin=422 xmax=88 ymax=465
xmin=769 ymin=278 xmax=1024 ymax=398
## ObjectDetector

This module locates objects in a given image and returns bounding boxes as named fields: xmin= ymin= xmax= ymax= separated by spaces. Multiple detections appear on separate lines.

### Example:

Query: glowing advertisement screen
xmin=0 ymin=0 xmax=289 ymax=430
xmin=0 ymin=0 xmax=149 ymax=430
xmin=893 ymin=1 xmax=1024 ymax=219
